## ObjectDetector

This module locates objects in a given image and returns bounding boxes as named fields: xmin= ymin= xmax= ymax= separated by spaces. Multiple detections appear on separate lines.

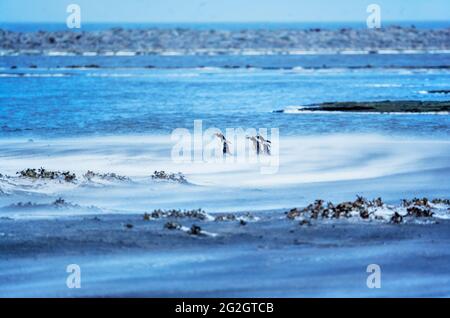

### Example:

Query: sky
xmin=0 ymin=0 xmax=449 ymax=23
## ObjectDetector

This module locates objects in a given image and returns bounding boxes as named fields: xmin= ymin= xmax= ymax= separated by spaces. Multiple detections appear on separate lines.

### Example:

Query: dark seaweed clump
xmin=431 ymin=198 xmax=450 ymax=205
xmin=390 ymin=212 xmax=403 ymax=224
xmin=151 ymin=170 xmax=187 ymax=184
xmin=17 ymin=168 xmax=76 ymax=182
xmin=83 ymin=170 xmax=130 ymax=182
xmin=286 ymin=196 xmax=449 ymax=224
xmin=189 ymin=225 xmax=203 ymax=235
xmin=164 ymin=221 xmax=182 ymax=230
xmin=286 ymin=196 xmax=384 ymax=220
xmin=144 ymin=208 xmax=208 ymax=220
xmin=163 ymin=222 xmax=204 ymax=236
xmin=402 ymin=198 xmax=434 ymax=217
xmin=214 ymin=212 xmax=256 ymax=222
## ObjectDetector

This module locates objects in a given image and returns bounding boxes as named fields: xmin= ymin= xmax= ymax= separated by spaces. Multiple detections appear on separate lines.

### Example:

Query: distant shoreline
xmin=1 ymin=26 xmax=449 ymax=56
xmin=1 ymin=21 xmax=449 ymax=32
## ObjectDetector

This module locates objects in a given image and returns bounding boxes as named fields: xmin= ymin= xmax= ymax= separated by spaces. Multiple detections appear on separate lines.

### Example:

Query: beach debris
xmin=390 ymin=212 xmax=403 ymax=224
xmin=286 ymin=196 xmax=450 ymax=224
xmin=402 ymin=197 xmax=429 ymax=207
xmin=402 ymin=198 xmax=434 ymax=217
xmin=431 ymin=198 xmax=450 ymax=205
xmin=214 ymin=212 xmax=257 ymax=223
xmin=359 ymin=210 xmax=370 ymax=219
xmin=147 ymin=208 xmax=212 ymax=220
xmin=151 ymin=170 xmax=188 ymax=184
xmin=17 ymin=168 xmax=76 ymax=182
xmin=286 ymin=208 xmax=301 ymax=220
xmin=406 ymin=206 xmax=433 ymax=217
xmin=189 ymin=225 xmax=203 ymax=235
xmin=214 ymin=214 xmax=237 ymax=222
xmin=162 ymin=222 xmax=216 ymax=237
xmin=164 ymin=221 xmax=181 ymax=230
xmin=299 ymin=219 xmax=312 ymax=226
xmin=286 ymin=199 xmax=363 ymax=220
xmin=53 ymin=197 xmax=66 ymax=206
xmin=83 ymin=170 xmax=130 ymax=182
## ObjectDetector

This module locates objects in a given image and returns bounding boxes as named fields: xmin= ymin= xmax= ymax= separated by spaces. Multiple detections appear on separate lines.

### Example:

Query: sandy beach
xmin=1 ymin=133 xmax=449 ymax=297
xmin=1 ymin=211 xmax=450 ymax=297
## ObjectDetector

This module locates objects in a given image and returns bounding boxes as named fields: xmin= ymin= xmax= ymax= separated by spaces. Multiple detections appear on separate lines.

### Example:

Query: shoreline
xmin=3 ymin=49 xmax=450 ymax=57
xmin=1 ymin=26 xmax=449 ymax=56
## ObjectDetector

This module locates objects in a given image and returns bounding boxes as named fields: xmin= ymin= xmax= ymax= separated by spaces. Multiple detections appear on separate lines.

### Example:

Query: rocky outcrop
xmin=275 ymin=100 xmax=450 ymax=113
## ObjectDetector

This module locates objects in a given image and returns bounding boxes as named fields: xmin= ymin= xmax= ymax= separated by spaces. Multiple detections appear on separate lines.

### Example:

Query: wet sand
xmin=1 ymin=212 xmax=450 ymax=297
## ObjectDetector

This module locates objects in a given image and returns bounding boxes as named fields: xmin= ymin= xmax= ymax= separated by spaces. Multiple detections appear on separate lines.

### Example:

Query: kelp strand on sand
xmin=17 ymin=168 xmax=76 ymax=182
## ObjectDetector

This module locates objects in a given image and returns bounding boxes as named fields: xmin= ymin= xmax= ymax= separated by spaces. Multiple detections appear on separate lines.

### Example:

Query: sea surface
xmin=1 ymin=54 xmax=450 ymax=139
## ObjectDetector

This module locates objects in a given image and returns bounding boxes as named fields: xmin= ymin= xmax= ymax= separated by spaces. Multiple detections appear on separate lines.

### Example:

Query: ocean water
xmin=0 ymin=54 xmax=450 ymax=138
